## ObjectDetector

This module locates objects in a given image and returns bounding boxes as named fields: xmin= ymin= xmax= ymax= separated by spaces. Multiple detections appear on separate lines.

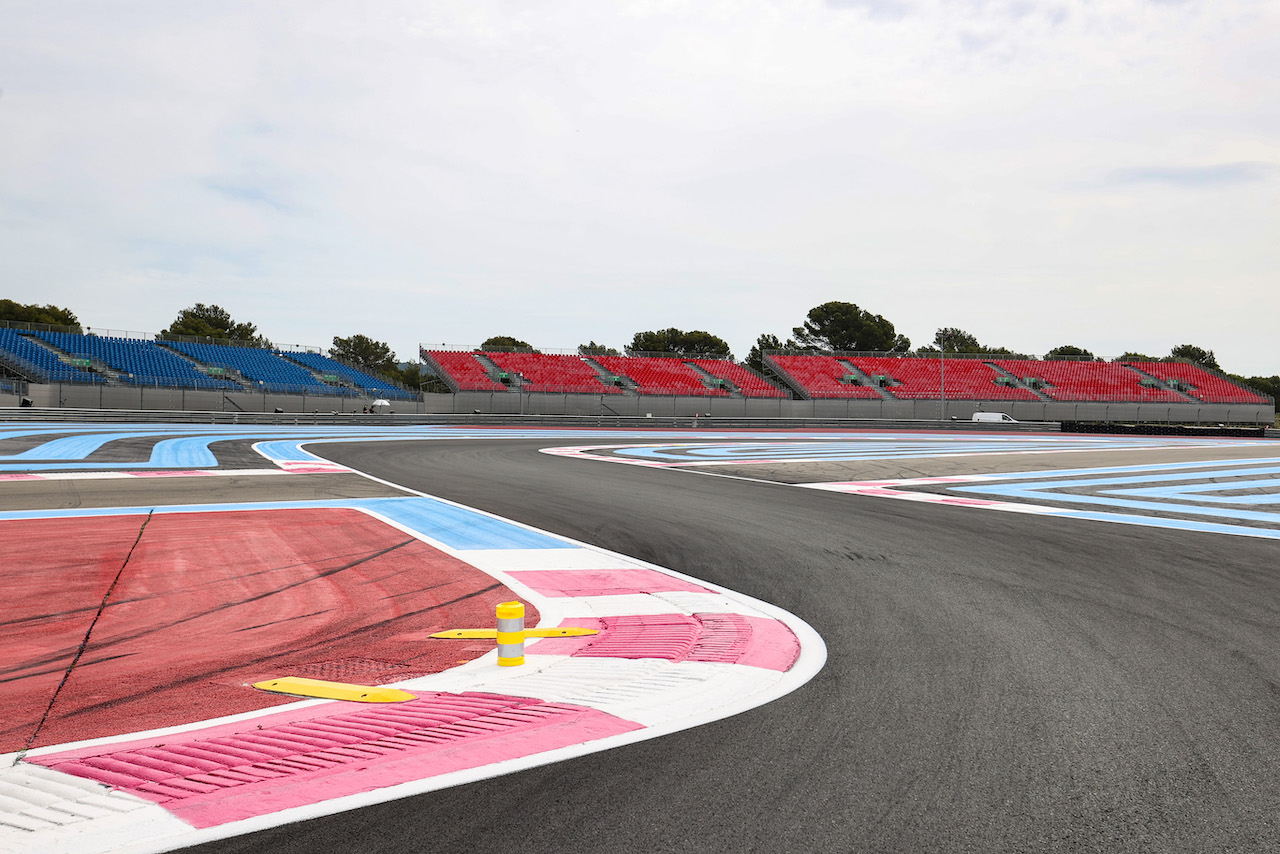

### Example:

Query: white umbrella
xmin=371 ymin=399 xmax=390 ymax=407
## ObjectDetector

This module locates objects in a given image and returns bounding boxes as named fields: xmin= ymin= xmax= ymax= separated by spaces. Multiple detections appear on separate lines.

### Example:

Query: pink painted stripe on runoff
xmin=531 ymin=614 xmax=799 ymax=671
xmin=511 ymin=568 xmax=711 ymax=597
xmin=35 ymin=691 xmax=642 ymax=829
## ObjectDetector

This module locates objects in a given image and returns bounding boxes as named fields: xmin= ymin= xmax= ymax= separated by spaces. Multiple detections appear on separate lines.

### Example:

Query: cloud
xmin=1103 ymin=163 xmax=1275 ymax=189
xmin=825 ymin=0 xmax=913 ymax=21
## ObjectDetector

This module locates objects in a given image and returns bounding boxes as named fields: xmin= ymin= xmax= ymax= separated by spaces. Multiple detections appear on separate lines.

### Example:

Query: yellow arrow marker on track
xmin=429 ymin=627 xmax=599 ymax=639
xmin=253 ymin=676 xmax=416 ymax=703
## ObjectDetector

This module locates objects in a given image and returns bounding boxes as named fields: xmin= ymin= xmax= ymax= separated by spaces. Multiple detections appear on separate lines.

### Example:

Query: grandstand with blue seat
xmin=0 ymin=328 xmax=105 ymax=384
xmin=279 ymin=350 xmax=417 ymax=400
xmin=166 ymin=341 xmax=344 ymax=395
xmin=30 ymin=331 xmax=239 ymax=390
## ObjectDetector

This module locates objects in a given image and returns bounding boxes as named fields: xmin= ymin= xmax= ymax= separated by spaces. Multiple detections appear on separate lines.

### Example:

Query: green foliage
xmin=935 ymin=328 xmax=982 ymax=353
xmin=745 ymin=333 xmax=800 ymax=373
xmin=915 ymin=327 xmax=1015 ymax=355
xmin=1044 ymin=344 xmax=1097 ymax=361
xmin=481 ymin=335 xmax=535 ymax=352
xmin=1167 ymin=344 xmax=1220 ymax=371
xmin=578 ymin=341 xmax=620 ymax=356
xmin=385 ymin=361 xmax=429 ymax=391
xmin=626 ymin=328 xmax=732 ymax=358
xmin=1115 ymin=352 xmax=1160 ymax=363
xmin=791 ymin=301 xmax=910 ymax=353
xmin=0 ymin=299 xmax=81 ymax=332
xmin=160 ymin=304 xmax=270 ymax=347
xmin=331 ymin=334 xmax=396 ymax=373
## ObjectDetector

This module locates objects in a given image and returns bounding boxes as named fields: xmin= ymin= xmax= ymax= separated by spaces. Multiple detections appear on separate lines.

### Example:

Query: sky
xmin=2 ymin=0 xmax=1277 ymax=374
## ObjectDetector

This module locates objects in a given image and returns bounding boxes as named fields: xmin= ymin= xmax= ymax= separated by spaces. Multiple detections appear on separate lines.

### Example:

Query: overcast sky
xmin=2 ymin=1 xmax=1277 ymax=373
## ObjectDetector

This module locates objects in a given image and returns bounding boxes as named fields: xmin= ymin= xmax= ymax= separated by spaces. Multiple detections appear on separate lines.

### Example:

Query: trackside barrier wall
xmin=3 ymin=384 xmax=1274 ymax=424
xmin=434 ymin=392 xmax=1272 ymax=425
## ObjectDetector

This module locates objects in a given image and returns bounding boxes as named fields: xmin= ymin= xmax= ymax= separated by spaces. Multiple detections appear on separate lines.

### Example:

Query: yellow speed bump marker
xmin=429 ymin=627 xmax=599 ymax=639
xmin=253 ymin=676 xmax=416 ymax=703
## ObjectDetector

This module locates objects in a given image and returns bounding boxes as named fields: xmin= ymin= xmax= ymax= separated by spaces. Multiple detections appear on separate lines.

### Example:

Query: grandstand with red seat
xmin=765 ymin=355 xmax=891 ymax=399
xmin=596 ymin=356 xmax=729 ymax=397
xmin=1122 ymin=361 xmax=1269 ymax=404
xmin=485 ymin=352 xmax=622 ymax=394
xmin=422 ymin=350 xmax=509 ymax=392
xmin=850 ymin=356 xmax=1040 ymax=401
xmin=990 ymin=359 xmax=1185 ymax=403
xmin=685 ymin=359 xmax=789 ymax=398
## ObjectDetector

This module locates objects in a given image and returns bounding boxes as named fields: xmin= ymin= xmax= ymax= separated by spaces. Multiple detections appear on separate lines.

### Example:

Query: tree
xmin=791 ymin=301 xmax=910 ymax=353
xmin=330 ymin=334 xmax=396 ymax=373
xmin=1115 ymin=352 xmax=1160 ymax=363
xmin=917 ymin=329 xmax=1016 ymax=356
xmin=1167 ymin=344 xmax=1220 ymax=371
xmin=1044 ymin=345 xmax=1096 ymax=361
xmin=626 ymin=328 xmax=732 ymax=358
xmin=578 ymin=341 xmax=620 ymax=356
xmin=481 ymin=335 xmax=534 ymax=352
xmin=1231 ymin=375 xmax=1280 ymax=402
xmin=745 ymin=333 xmax=800 ymax=374
xmin=0 ymin=299 xmax=81 ymax=332
xmin=386 ymin=361 xmax=427 ymax=390
xmin=161 ymin=303 xmax=270 ymax=346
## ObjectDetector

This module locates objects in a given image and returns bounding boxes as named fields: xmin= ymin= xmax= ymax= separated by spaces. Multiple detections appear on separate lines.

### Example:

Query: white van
xmin=972 ymin=412 xmax=1018 ymax=423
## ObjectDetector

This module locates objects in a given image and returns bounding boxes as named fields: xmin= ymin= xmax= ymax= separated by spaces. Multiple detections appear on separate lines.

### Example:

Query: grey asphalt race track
xmin=184 ymin=438 xmax=1280 ymax=854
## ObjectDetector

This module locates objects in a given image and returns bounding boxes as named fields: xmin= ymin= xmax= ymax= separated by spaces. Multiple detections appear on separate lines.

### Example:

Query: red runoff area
xmin=1 ymin=509 xmax=535 ymax=752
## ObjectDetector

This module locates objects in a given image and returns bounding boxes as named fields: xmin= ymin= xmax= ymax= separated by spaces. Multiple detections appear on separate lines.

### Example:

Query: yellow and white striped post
xmin=495 ymin=600 xmax=526 ymax=667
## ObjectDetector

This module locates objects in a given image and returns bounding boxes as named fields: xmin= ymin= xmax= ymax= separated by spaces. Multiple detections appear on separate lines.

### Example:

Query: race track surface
xmin=178 ymin=435 xmax=1280 ymax=854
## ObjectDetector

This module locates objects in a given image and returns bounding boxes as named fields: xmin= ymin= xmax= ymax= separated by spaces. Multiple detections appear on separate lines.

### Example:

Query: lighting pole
xmin=939 ymin=337 xmax=947 ymax=421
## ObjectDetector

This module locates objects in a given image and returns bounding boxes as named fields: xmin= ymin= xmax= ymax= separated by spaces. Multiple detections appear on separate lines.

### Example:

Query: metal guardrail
xmin=0 ymin=407 xmax=1061 ymax=431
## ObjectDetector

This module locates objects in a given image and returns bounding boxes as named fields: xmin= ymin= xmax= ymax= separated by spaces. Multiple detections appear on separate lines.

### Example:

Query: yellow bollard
xmin=495 ymin=601 xmax=525 ymax=667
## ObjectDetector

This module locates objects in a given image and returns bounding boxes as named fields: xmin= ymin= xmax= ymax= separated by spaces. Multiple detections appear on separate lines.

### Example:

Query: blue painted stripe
xmin=356 ymin=497 xmax=573 ymax=550
xmin=953 ymin=483 xmax=1280 ymax=525
xmin=0 ymin=496 xmax=574 ymax=550
xmin=1030 ymin=506 xmax=1280 ymax=540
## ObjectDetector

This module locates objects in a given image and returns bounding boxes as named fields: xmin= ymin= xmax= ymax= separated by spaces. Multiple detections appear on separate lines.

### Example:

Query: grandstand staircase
xmin=277 ymin=353 xmax=361 ymax=395
xmin=684 ymin=362 xmax=741 ymax=396
xmin=156 ymin=342 xmax=254 ymax=389
xmin=473 ymin=353 xmax=525 ymax=390
xmin=837 ymin=360 xmax=892 ymax=399
xmin=761 ymin=357 xmax=808 ymax=400
xmin=1121 ymin=364 xmax=1201 ymax=403
xmin=24 ymin=335 xmax=123 ymax=384
xmin=582 ymin=358 xmax=636 ymax=393
xmin=986 ymin=362 xmax=1053 ymax=401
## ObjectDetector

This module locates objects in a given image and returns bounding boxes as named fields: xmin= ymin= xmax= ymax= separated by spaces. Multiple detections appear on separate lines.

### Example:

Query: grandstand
xmin=850 ymin=356 xmax=1040 ymax=401
xmin=279 ymin=350 xmax=416 ymax=400
xmin=685 ymin=359 xmax=789 ymax=398
xmin=1123 ymin=361 xmax=1268 ymax=404
xmin=595 ymin=356 xmax=730 ymax=397
xmin=485 ymin=352 xmax=623 ymax=394
xmin=0 ymin=329 xmax=104 ymax=385
xmin=166 ymin=341 xmax=344 ymax=395
xmin=766 ymin=355 xmax=885 ymax=399
xmin=422 ymin=350 xmax=510 ymax=392
xmin=0 ymin=319 xmax=1270 ymax=422
xmin=422 ymin=350 xmax=786 ymax=398
xmin=990 ymin=359 xmax=1186 ymax=403
xmin=30 ymin=331 xmax=238 ymax=390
